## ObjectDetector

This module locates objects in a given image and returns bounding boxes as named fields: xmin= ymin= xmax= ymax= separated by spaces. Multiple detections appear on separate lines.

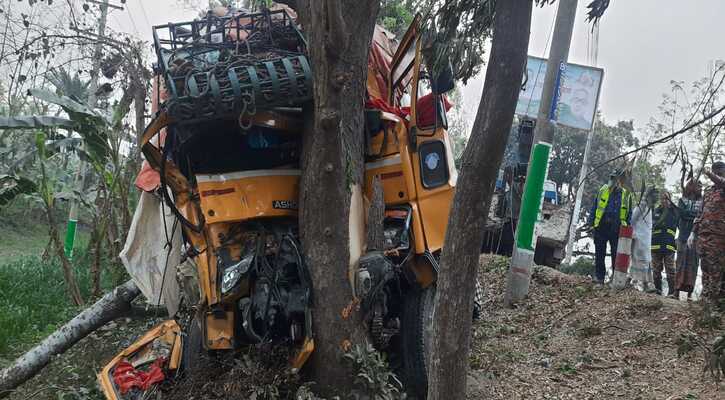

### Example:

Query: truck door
xmin=387 ymin=16 xmax=456 ymax=254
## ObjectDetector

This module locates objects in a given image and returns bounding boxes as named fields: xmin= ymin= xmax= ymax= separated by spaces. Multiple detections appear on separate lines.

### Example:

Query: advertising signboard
xmin=516 ymin=56 xmax=604 ymax=131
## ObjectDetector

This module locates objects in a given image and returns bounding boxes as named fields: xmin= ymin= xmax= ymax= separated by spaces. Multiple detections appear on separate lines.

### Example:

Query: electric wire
xmin=125 ymin=2 xmax=141 ymax=36
xmin=137 ymin=0 xmax=153 ymax=32
xmin=523 ymin=5 xmax=558 ymax=116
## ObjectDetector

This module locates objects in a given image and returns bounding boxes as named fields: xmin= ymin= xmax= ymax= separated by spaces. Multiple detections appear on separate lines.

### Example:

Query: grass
xmin=0 ymin=253 xmax=105 ymax=360
xmin=0 ymin=199 xmax=90 ymax=262
xmin=559 ymin=257 xmax=595 ymax=277
xmin=0 ymin=201 xmax=110 ymax=363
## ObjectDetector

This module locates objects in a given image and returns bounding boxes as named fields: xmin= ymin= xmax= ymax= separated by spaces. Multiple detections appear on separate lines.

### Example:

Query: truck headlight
xmin=221 ymin=254 xmax=254 ymax=294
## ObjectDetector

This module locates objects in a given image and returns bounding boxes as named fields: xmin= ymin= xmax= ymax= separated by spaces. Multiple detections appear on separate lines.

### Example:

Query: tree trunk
xmin=46 ymin=204 xmax=84 ymax=306
xmin=367 ymin=177 xmax=385 ymax=251
xmin=90 ymin=221 xmax=103 ymax=298
xmin=0 ymin=280 xmax=140 ymax=397
xmin=427 ymin=1 xmax=533 ymax=399
xmin=295 ymin=0 xmax=380 ymax=394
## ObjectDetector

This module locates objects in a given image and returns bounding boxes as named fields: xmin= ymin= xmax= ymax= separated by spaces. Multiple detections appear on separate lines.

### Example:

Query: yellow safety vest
xmin=593 ymin=184 xmax=630 ymax=228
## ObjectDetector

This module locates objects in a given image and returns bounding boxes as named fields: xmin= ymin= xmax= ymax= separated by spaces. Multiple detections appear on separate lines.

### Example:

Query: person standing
xmin=691 ymin=161 xmax=725 ymax=308
xmin=588 ymin=170 xmax=632 ymax=284
xmin=651 ymin=189 xmax=679 ymax=296
xmin=674 ymin=179 xmax=703 ymax=300
xmin=629 ymin=188 xmax=657 ymax=292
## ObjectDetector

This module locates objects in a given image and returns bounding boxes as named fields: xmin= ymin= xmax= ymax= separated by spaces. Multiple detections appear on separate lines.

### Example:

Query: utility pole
xmin=63 ymin=0 xmax=110 ymax=259
xmin=504 ymin=0 xmax=579 ymax=306
xmin=563 ymin=21 xmax=599 ymax=265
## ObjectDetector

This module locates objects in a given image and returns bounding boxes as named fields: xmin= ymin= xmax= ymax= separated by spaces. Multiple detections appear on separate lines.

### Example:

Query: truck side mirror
xmin=432 ymin=61 xmax=454 ymax=94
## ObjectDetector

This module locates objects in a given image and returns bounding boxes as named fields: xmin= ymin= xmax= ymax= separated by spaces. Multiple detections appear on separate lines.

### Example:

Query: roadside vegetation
xmin=0 ymin=200 xmax=112 ymax=363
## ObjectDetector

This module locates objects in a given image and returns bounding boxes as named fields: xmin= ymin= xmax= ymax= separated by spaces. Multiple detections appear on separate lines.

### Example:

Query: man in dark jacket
xmin=651 ymin=189 xmax=679 ymax=296
xmin=588 ymin=170 xmax=631 ymax=283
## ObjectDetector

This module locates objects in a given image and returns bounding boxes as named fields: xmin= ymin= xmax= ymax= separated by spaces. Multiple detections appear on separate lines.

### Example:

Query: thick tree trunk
xmin=427 ymin=1 xmax=533 ymax=399
xmin=296 ymin=0 xmax=379 ymax=394
xmin=0 ymin=280 xmax=140 ymax=397
xmin=367 ymin=177 xmax=385 ymax=251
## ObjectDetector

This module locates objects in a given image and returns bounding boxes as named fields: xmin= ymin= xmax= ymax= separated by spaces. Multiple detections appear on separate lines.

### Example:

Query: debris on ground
xmin=468 ymin=254 xmax=723 ymax=399
xmin=5 ymin=255 xmax=723 ymax=399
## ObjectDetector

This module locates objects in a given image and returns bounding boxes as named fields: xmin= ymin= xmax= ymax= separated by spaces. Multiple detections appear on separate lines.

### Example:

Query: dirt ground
xmin=4 ymin=255 xmax=723 ymax=399
xmin=4 ymin=315 xmax=165 ymax=400
xmin=468 ymin=255 xmax=723 ymax=400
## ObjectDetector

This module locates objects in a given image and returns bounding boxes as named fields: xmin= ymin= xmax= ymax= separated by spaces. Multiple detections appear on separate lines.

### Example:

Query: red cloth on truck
xmin=365 ymin=94 xmax=453 ymax=128
xmin=365 ymin=98 xmax=409 ymax=120
xmin=416 ymin=94 xmax=453 ymax=127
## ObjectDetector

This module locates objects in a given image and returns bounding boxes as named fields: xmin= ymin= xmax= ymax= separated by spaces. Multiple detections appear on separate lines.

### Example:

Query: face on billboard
xmin=516 ymin=57 xmax=604 ymax=131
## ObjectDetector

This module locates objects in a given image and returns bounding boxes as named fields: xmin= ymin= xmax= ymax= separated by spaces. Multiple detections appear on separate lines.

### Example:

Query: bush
xmin=559 ymin=257 xmax=595 ymax=278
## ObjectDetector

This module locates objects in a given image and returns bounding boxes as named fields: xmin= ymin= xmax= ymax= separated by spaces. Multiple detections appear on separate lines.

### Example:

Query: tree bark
xmin=296 ymin=0 xmax=380 ymax=395
xmin=367 ymin=177 xmax=385 ymax=251
xmin=46 ymin=203 xmax=84 ymax=306
xmin=0 ymin=280 xmax=140 ymax=398
xmin=427 ymin=1 xmax=533 ymax=399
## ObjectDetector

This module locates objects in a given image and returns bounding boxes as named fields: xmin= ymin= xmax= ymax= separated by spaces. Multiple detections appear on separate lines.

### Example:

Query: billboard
xmin=516 ymin=56 xmax=604 ymax=131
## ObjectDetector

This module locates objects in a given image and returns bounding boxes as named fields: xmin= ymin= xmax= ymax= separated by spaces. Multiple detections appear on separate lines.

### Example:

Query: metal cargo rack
xmin=152 ymin=8 xmax=312 ymax=123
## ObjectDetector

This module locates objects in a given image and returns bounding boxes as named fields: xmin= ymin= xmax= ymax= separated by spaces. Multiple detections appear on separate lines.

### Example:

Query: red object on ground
xmin=112 ymin=358 xmax=166 ymax=394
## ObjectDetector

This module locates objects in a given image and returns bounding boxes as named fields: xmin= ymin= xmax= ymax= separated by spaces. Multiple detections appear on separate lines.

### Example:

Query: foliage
xmin=411 ymin=0 xmax=607 ymax=83
xmin=548 ymin=117 xmax=636 ymax=204
xmin=342 ymin=344 xmax=406 ymax=400
xmin=378 ymin=0 xmax=414 ymax=37
xmin=675 ymin=331 xmax=725 ymax=382
xmin=558 ymin=256 xmax=594 ymax=277
xmin=0 ymin=174 xmax=37 ymax=207
xmin=651 ymin=61 xmax=725 ymax=190
xmin=0 ymin=251 xmax=112 ymax=357
xmin=30 ymin=88 xmax=110 ymax=165
xmin=46 ymin=67 xmax=91 ymax=101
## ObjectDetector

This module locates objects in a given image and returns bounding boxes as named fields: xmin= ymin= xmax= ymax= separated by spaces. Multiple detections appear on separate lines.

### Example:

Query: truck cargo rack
xmin=152 ymin=8 xmax=312 ymax=124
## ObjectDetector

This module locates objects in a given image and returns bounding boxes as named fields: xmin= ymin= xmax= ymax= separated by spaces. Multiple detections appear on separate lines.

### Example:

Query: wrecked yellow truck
xmin=100 ymin=7 xmax=458 ymax=399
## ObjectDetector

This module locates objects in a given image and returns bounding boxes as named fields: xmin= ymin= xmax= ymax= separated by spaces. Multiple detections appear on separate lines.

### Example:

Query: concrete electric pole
xmin=563 ymin=21 xmax=600 ymax=265
xmin=504 ymin=0 xmax=579 ymax=306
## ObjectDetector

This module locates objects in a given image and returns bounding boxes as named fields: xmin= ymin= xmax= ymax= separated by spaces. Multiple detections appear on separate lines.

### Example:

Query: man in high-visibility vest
xmin=587 ymin=170 xmax=632 ymax=283
xmin=651 ymin=189 xmax=679 ymax=296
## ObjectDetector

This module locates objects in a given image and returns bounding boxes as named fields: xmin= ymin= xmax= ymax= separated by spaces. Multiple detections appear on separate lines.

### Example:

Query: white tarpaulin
xmin=119 ymin=191 xmax=182 ymax=316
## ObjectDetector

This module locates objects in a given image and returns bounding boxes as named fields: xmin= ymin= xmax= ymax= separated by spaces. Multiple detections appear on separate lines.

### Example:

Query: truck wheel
xmin=401 ymin=285 xmax=435 ymax=399
xmin=181 ymin=316 xmax=204 ymax=374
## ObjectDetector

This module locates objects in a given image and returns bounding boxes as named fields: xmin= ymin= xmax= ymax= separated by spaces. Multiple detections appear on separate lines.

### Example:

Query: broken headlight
xmin=221 ymin=253 xmax=254 ymax=294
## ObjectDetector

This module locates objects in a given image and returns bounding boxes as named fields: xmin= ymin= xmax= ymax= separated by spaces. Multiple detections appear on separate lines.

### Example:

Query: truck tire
xmin=401 ymin=285 xmax=435 ymax=399
xmin=181 ymin=316 xmax=204 ymax=374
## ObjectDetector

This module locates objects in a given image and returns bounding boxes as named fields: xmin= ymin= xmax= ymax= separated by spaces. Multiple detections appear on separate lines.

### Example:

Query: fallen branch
xmin=0 ymin=280 xmax=140 ymax=398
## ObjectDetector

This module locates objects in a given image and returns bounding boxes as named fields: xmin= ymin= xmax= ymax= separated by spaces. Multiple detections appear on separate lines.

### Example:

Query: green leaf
xmin=30 ymin=88 xmax=111 ymax=164
xmin=0 ymin=115 xmax=75 ymax=129
xmin=29 ymin=88 xmax=98 ymax=118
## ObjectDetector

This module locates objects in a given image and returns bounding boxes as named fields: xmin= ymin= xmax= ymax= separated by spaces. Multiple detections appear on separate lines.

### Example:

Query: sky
xmin=110 ymin=0 xmax=723 ymax=187
xmin=112 ymin=0 xmax=725 ymax=129
xmin=461 ymin=0 xmax=725 ymax=130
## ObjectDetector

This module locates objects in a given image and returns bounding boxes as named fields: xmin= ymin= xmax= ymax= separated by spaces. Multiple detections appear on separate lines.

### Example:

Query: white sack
xmin=119 ymin=191 xmax=182 ymax=316
xmin=629 ymin=204 xmax=653 ymax=283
